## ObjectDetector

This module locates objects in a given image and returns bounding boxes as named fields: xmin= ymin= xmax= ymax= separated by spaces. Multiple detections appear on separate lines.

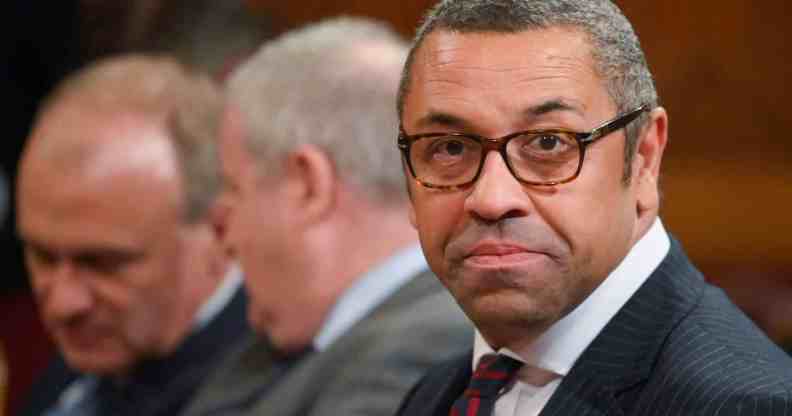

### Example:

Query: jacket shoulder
xmin=631 ymin=284 xmax=792 ymax=415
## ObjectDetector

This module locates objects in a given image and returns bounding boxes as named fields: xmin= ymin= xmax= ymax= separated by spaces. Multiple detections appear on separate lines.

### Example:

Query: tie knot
xmin=464 ymin=353 xmax=523 ymax=399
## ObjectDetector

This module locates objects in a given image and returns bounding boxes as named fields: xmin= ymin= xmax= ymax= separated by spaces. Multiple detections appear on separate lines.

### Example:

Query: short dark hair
xmin=397 ymin=0 xmax=659 ymax=181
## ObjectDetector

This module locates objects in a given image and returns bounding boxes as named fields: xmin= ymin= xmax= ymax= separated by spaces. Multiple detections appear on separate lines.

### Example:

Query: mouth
xmin=57 ymin=323 xmax=113 ymax=349
xmin=463 ymin=242 xmax=549 ymax=268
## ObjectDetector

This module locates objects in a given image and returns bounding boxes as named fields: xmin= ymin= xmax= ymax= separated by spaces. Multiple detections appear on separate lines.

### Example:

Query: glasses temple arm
xmin=584 ymin=104 xmax=649 ymax=144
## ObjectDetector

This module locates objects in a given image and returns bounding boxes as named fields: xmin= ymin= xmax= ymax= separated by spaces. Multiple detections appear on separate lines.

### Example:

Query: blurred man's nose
xmin=39 ymin=261 xmax=94 ymax=324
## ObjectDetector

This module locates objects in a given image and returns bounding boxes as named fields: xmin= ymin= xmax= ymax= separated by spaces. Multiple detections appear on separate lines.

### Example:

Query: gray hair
xmin=226 ymin=17 xmax=409 ymax=202
xmin=40 ymin=54 xmax=224 ymax=223
xmin=397 ymin=0 xmax=659 ymax=181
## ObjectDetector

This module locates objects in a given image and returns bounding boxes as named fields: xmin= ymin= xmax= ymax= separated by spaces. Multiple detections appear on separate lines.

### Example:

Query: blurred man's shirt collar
xmin=194 ymin=263 xmax=243 ymax=330
xmin=313 ymin=244 xmax=427 ymax=351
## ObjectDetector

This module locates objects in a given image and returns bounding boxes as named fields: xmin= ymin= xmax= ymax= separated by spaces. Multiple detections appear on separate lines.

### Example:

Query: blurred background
xmin=2 ymin=0 xmax=790 ymax=414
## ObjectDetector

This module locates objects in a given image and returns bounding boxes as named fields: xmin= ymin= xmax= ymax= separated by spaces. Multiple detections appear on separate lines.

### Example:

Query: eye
xmin=520 ymin=133 xmax=577 ymax=158
xmin=424 ymin=136 xmax=477 ymax=165
xmin=25 ymin=245 xmax=58 ymax=268
xmin=74 ymin=250 xmax=142 ymax=277
xmin=442 ymin=140 xmax=465 ymax=156
xmin=538 ymin=135 xmax=562 ymax=151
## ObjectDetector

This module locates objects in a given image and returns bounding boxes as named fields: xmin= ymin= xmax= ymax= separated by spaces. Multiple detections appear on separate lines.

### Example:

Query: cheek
xmin=545 ymin=179 xmax=635 ymax=279
xmin=120 ymin=300 xmax=163 ymax=349
xmin=412 ymin=192 xmax=466 ymax=272
xmin=102 ymin=256 xmax=180 ymax=348
xmin=87 ymin=281 xmax=146 ymax=355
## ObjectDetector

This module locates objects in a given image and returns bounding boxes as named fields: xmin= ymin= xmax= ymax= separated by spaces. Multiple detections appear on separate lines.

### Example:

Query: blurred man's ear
xmin=283 ymin=144 xmax=338 ymax=227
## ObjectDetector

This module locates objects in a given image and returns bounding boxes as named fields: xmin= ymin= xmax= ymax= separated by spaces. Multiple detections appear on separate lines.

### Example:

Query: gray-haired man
xmin=181 ymin=17 xmax=471 ymax=416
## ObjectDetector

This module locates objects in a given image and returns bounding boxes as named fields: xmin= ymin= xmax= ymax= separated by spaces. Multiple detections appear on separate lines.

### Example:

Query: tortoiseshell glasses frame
xmin=397 ymin=104 xmax=649 ymax=190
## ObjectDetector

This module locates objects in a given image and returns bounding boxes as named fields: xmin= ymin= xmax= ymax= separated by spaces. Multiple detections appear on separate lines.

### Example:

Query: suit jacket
xmin=396 ymin=238 xmax=792 ymax=415
xmin=17 ymin=287 xmax=250 ymax=416
xmin=181 ymin=270 xmax=473 ymax=416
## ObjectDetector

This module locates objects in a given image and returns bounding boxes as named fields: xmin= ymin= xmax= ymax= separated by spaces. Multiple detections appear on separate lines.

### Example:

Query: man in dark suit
xmin=16 ymin=55 xmax=249 ymax=416
xmin=180 ymin=17 xmax=472 ymax=416
xmin=394 ymin=0 xmax=792 ymax=415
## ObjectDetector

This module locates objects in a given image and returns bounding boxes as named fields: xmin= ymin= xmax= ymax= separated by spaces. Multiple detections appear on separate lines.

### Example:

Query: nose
xmin=464 ymin=151 xmax=533 ymax=223
xmin=37 ymin=262 xmax=94 ymax=324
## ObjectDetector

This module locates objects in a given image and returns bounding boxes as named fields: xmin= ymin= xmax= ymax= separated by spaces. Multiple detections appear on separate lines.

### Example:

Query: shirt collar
xmin=52 ymin=263 xmax=246 ymax=412
xmin=193 ymin=263 xmax=244 ymax=330
xmin=313 ymin=244 xmax=427 ymax=351
xmin=473 ymin=218 xmax=670 ymax=377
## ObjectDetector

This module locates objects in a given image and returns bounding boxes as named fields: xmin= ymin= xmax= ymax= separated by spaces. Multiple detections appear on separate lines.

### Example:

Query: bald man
xmin=16 ymin=55 xmax=249 ymax=416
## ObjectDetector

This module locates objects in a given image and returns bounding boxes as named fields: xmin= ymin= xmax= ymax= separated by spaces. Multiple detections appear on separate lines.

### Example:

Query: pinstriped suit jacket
xmin=395 ymin=239 xmax=792 ymax=415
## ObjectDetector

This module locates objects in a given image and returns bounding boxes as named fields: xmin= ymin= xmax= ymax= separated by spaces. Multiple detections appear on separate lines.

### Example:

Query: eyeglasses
xmin=398 ymin=104 xmax=649 ymax=190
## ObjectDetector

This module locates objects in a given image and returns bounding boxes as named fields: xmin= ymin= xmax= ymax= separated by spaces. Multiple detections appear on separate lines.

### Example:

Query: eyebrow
xmin=414 ymin=111 xmax=472 ymax=131
xmin=412 ymin=98 xmax=583 ymax=132
xmin=526 ymin=99 xmax=581 ymax=117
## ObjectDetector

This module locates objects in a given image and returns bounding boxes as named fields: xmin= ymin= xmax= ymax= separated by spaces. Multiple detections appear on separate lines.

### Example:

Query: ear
xmin=283 ymin=144 xmax=338 ymax=226
xmin=189 ymin=199 xmax=233 ymax=279
xmin=632 ymin=107 xmax=668 ymax=217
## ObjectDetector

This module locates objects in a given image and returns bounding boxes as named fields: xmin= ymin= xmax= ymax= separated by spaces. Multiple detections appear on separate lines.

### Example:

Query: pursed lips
xmin=463 ymin=241 xmax=550 ymax=267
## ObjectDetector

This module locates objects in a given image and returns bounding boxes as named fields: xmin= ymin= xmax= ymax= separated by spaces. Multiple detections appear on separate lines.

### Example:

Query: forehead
xmin=404 ymin=27 xmax=611 ymax=129
xmin=18 ymin=109 xmax=184 ymax=249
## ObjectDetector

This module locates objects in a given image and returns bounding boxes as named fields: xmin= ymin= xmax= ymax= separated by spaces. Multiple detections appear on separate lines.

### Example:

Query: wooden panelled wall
xmin=249 ymin=0 xmax=792 ymax=343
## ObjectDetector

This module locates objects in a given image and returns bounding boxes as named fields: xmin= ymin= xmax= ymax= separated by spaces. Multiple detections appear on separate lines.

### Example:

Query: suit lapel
xmin=395 ymin=351 xmax=472 ymax=416
xmin=425 ymin=355 xmax=471 ymax=416
xmin=539 ymin=238 xmax=705 ymax=416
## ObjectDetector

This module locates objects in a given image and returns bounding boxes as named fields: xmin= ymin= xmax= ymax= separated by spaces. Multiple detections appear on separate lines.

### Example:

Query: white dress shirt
xmin=472 ymin=219 xmax=671 ymax=416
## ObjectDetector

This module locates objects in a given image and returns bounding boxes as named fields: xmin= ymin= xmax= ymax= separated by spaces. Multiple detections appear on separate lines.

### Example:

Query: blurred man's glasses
xmin=398 ymin=104 xmax=649 ymax=190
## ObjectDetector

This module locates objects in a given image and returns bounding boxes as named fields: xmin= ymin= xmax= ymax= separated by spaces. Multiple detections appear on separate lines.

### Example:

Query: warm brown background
xmin=250 ymin=0 xmax=792 ymax=342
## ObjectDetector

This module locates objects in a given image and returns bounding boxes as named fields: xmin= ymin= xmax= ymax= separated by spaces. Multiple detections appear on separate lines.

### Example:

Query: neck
xmin=284 ymin=197 xmax=417 ymax=350
xmin=322 ymin=199 xmax=418 ymax=288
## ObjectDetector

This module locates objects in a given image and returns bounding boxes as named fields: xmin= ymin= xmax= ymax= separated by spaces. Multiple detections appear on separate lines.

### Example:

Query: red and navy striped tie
xmin=450 ymin=353 xmax=523 ymax=416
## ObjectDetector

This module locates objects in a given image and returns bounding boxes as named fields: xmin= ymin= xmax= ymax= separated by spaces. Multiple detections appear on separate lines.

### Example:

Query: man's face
xmin=218 ymin=110 xmax=304 ymax=346
xmin=18 ymin=109 xmax=211 ymax=375
xmin=403 ymin=28 xmax=650 ymax=348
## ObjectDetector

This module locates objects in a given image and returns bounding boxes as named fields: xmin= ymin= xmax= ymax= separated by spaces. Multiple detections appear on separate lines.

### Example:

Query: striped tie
xmin=450 ymin=353 xmax=523 ymax=416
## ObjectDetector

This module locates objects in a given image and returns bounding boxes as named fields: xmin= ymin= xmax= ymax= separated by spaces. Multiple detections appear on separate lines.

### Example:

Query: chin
xmin=464 ymin=291 xmax=562 ymax=340
xmin=62 ymin=347 xmax=131 ymax=375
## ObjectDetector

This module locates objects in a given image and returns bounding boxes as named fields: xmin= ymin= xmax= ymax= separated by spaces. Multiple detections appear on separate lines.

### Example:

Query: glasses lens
xmin=410 ymin=135 xmax=482 ymax=186
xmin=506 ymin=132 xmax=581 ymax=183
